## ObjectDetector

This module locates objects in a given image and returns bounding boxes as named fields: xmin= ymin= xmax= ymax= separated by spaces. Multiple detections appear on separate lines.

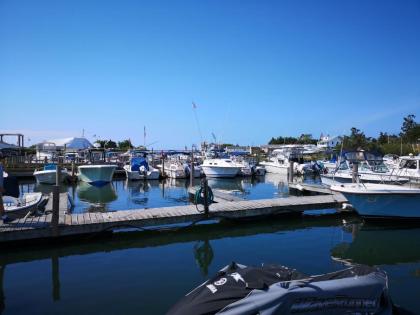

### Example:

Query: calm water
xmin=19 ymin=173 xmax=316 ymax=213
xmin=2 ymin=175 xmax=419 ymax=314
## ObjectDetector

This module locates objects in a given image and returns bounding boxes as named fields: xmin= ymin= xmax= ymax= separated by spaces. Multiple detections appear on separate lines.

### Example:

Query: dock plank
xmin=0 ymin=193 xmax=348 ymax=244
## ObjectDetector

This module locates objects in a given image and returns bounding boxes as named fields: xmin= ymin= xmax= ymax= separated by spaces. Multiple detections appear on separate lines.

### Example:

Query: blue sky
xmin=0 ymin=0 xmax=419 ymax=149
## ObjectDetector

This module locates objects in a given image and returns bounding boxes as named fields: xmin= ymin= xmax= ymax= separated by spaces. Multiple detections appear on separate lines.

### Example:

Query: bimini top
xmin=331 ymin=183 xmax=420 ymax=195
xmin=167 ymin=262 xmax=392 ymax=315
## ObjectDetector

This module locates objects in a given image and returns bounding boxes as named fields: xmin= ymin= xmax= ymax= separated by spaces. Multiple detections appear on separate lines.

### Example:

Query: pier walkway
xmin=0 ymin=192 xmax=348 ymax=244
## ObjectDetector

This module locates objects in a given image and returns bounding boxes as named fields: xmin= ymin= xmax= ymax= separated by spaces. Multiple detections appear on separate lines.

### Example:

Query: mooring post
xmin=203 ymin=178 xmax=209 ymax=215
xmin=71 ymin=160 xmax=75 ymax=181
xmin=352 ymin=162 xmax=359 ymax=183
xmin=51 ymin=159 xmax=61 ymax=237
xmin=190 ymin=145 xmax=194 ymax=187
xmin=161 ymin=155 xmax=165 ymax=178
xmin=288 ymin=161 xmax=294 ymax=182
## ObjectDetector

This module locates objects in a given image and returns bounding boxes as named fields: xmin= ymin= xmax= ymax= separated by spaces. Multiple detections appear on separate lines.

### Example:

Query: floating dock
xmin=0 ymin=191 xmax=348 ymax=244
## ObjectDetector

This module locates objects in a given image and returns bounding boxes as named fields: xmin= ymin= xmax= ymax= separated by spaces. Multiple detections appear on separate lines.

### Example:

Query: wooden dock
xmin=0 ymin=193 xmax=348 ymax=244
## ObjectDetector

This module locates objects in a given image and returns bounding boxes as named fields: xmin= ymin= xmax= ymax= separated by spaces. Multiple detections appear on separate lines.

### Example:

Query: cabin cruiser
xmin=331 ymin=183 xmax=420 ymax=219
xmin=201 ymin=159 xmax=241 ymax=178
xmin=124 ymin=157 xmax=160 ymax=180
xmin=33 ymin=163 xmax=68 ymax=184
xmin=35 ymin=142 xmax=58 ymax=162
xmin=78 ymin=164 xmax=117 ymax=186
xmin=259 ymin=150 xmax=297 ymax=174
xmin=167 ymin=261 xmax=392 ymax=315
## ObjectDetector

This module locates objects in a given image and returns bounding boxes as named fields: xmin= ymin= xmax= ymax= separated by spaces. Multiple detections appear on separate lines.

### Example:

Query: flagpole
xmin=192 ymin=102 xmax=203 ymax=143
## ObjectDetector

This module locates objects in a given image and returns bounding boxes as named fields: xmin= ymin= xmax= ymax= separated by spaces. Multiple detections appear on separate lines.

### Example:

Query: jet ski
xmin=167 ymin=262 xmax=393 ymax=315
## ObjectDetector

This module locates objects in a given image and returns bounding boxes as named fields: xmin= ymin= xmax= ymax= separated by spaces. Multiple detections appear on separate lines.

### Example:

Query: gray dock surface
xmin=0 ymin=193 xmax=348 ymax=244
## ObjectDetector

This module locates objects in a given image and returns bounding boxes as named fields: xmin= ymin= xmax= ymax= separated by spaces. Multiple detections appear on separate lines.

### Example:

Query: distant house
xmin=317 ymin=135 xmax=342 ymax=149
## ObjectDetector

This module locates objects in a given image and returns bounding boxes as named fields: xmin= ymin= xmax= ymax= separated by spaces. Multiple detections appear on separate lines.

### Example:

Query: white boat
xmin=184 ymin=162 xmax=202 ymax=178
xmin=321 ymin=159 xmax=409 ymax=186
xmin=78 ymin=164 xmax=117 ymax=186
xmin=163 ymin=160 xmax=187 ymax=179
xmin=331 ymin=183 xmax=420 ymax=219
xmin=33 ymin=164 xmax=68 ymax=184
xmin=201 ymin=159 xmax=241 ymax=178
xmin=124 ymin=157 xmax=160 ymax=180
xmin=394 ymin=155 xmax=420 ymax=182
xmin=3 ymin=192 xmax=43 ymax=220
xmin=259 ymin=151 xmax=296 ymax=174
xmin=253 ymin=165 xmax=266 ymax=176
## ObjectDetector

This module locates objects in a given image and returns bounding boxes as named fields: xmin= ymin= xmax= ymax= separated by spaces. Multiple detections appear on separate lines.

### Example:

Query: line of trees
xmin=269 ymin=134 xmax=318 ymax=145
xmin=94 ymin=139 xmax=140 ymax=150
xmin=269 ymin=115 xmax=420 ymax=155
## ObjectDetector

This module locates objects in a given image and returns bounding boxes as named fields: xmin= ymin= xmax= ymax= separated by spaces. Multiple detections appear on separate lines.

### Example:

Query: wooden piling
xmin=51 ymin=161 xmax=61 ymax=237
xmin=352 ymin=162 xmax=359 ymax=183
xmin=190 ymin=146 xmax=194 ymax=187
xmin=288 ymin=161 xmax=294 ymax=182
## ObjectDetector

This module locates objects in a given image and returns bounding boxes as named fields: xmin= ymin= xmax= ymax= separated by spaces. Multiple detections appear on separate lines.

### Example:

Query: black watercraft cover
xmin=167 ymin=262 xmax=392 ymax=315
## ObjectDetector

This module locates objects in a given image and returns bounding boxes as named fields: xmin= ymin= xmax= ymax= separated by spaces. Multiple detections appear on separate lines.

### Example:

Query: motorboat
xmin=183 ymin=162 xmax=202 ymax=178
xmin=167 ymin=261 xmax=392 ymax=315
xmin=124 ymin=157 xmax=160 ymax=180
xmin=394 ymin=155 xmax=420 ymax=182
xmin=78 ymin=164 xmax=117 ymax=186
xmin=3 ymin=192 xmax=43 ymax=220
xmin=331 ymin=183 xmax=420 ymax=219
xmin=321 ymin=151 xmax=409 ymax=186
xmin=163 ymin=160 xmax=187 ymax=179
xmin=33 ymin=163 xmax=68 ymax=184
xmin=253 ymin=165 xmax=266 ymax=176
xmin=201 ymin=159 xmax=241 ymax=178
xmin=259 ymin=151 xmax=296 ymax=174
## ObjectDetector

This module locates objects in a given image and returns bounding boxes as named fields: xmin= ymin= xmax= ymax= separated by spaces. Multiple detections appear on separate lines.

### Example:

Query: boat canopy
xmin=130 ymin=157 xmax=148 ymax=171
xmin=44 ymin=163 xmax=57 ymax=171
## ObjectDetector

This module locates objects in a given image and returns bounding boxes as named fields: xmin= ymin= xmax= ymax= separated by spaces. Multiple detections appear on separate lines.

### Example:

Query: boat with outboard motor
xmin=124 ymin=156 xmax=160 ymax=180
xmin=330 ymin=182 xmax=420 ymax=219
xmin=33 ymin=163 xmax=68 ymax=184
xmin=167 ymin=261 xmax=393 ymax=315
xmin=3 ymin=192 xmax=44 ymax=219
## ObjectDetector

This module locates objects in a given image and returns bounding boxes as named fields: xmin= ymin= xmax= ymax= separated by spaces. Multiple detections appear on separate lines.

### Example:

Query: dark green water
xmin=4 ymin=175 xmax=419 ymax=314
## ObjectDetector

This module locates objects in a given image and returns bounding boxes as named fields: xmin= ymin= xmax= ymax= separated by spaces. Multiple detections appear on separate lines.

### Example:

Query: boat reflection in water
xmin=77 ymin=181 xmax=117 ymax=212
xmin=331 ymin=223 xmax=420 ymax=265
xmin=34 ymin=182 xmax=68 ymax=195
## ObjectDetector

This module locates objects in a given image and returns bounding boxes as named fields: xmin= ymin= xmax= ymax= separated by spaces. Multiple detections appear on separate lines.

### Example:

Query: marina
xmin=1 ymin=0 xmax=420 ymax=313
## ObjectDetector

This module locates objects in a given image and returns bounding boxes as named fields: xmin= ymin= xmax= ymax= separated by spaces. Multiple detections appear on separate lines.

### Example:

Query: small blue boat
xmin=331 ymin=183 xmax=420 ymax=219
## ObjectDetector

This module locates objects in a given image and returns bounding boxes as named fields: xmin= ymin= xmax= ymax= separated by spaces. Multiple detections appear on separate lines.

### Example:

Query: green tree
xmin=118 ymin=139 xmax=133 ymax=150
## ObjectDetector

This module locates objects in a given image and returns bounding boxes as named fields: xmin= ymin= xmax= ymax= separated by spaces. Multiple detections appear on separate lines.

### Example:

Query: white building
xmin=317 ymin=135 xmax=342 ymax=149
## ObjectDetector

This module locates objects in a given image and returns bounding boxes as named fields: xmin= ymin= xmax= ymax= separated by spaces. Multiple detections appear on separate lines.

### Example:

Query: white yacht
xmin=33 ymin=164 xmax=68 ymax=184
xmin=124 ymin=157 xmax=160 ymax=180
xmin=201 ymin=159 xmax=241 ymax=178
xmin=78 ymin=164 xmax=117 ymax=186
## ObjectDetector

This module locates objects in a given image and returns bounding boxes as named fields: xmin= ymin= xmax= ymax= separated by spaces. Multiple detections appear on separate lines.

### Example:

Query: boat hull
xmin=78 ymin=165 xmax=116 ymax=186
xmin=34 ymin=169 xmax=67 ymax=184
xmin=125 ymin=169 xmax=160 ymax=180
xmin=260 ymin=163 xmax=289 ymax=174
xmin=321 ymin=173 xmax=408 ymax=186
xmin=3 ymin=193 xmax=43 ymax=219
xmin=341 ymin=192 xmax=420 ymax=219
xmin=201 ymin=166 xmax=240 ymax=178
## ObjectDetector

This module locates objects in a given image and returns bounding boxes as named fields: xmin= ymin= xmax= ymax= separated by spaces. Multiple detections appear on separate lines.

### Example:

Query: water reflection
xmin=77 ymin=182 xmax=118 ymax=204
xmin=193 ymin=240 xmax=214 ymax=276
xmin=331 ymin=223 xmax=420 ymax=265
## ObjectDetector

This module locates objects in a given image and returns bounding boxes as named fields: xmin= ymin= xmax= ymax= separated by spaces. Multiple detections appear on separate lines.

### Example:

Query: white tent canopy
xmin=37 ymin=137 xmax=93 ymax=151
